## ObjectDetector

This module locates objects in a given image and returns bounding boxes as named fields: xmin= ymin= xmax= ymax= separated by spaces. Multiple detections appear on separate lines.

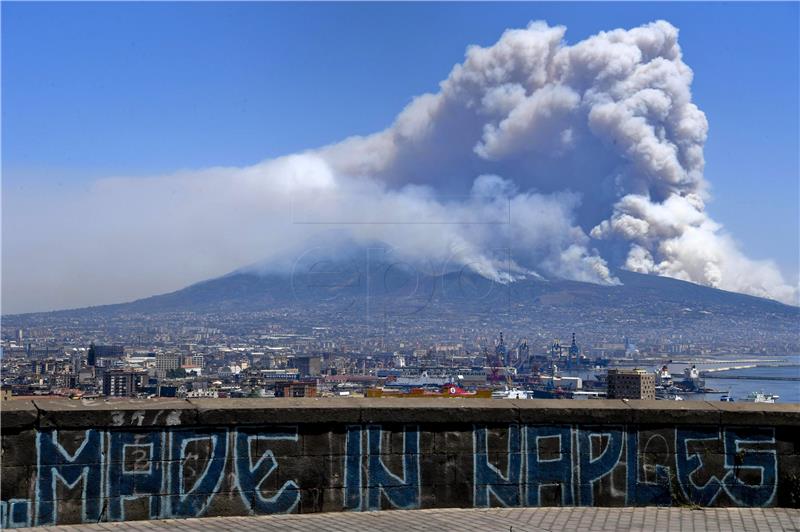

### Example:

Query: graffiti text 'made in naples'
xmin=0 ymin=421 xmax=787 ymax=528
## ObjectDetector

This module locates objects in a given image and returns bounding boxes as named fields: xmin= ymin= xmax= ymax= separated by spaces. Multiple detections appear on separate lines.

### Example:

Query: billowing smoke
xmin=3 ymin=20 xmax=797 ymax=313
xmin=315 ymin=19 xmax=796 ymax=303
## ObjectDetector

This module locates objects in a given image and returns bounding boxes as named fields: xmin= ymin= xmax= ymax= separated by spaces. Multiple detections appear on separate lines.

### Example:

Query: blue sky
xmin=3 ymin=2 xmax=799 ymax=281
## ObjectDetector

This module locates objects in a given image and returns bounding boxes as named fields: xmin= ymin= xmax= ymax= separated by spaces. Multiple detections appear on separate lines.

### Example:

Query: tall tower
xmin=550 ymin=339 xmax=562 ymax=358
xmin=495 ymin=332 xmax=508 ymax=367
xmin=568 ymin=332 xmax=580 ymax=367
xmin=517 ymin=340 xmax=529 ymax=368
xmin=87 ymin=343 xmax=96 ymax=367
xmin=569 ymin=333 xmax=579 ymax=354
xmin=71 ymin=351 xmax=82 ymax=374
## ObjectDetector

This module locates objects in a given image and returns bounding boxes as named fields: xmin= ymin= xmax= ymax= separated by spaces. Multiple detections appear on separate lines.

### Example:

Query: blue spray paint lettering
xmin=165 ymin=430 xmax=228 ymax=518
xmin=577 ymin=428 xmax=624 ymax=506
xmin=626 ymin=430 xmax=671 ymax=506
xmin=343 ymin=425 xmax=363 ymax=511
xmin=35 ymin=430 xmax=104 ymax=525
xmin=343 ymin=425 xmax=421 ymax=511
xmin=4 ymin=421 xmax=786 ymax=528
xmin=366 ymin=425 xmax=420 ymax=510
xmin=107 ymin=431 xmax=165 ymax=520
xmin=676 ymin=428 xmax=725 ymax=506
xmin=234 ymin=427 xmax=301 ymax=514
xmin=2 ymin=499 xmax=32 ymax=528
xmin=524 ymin=426 xmax=574 ymax=506
xmin=473 ymin=424 xmax=522 ymax=507
xmin=723 ymin=428 xmax=777 ymax=507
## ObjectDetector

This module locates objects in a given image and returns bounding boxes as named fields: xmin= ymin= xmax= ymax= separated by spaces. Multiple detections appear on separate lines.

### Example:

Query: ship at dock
xmin=678 ymin=364 xmax=706 ymax=392
xmin=655 ymin=365 xmax=674 ymax=387
xmin=741 ymin=391 xmax=779 ymax=403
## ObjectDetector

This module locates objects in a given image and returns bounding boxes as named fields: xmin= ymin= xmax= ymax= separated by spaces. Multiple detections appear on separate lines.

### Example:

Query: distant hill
xmin=58 ymin=261 xmax=798 ymax=321
xmin=5 ymin=259 xmax=798 ymax=349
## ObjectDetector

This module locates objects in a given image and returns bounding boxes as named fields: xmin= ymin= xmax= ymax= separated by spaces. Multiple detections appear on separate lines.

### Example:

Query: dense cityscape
xmin=3 ymin=294 xmax=797 ymax=402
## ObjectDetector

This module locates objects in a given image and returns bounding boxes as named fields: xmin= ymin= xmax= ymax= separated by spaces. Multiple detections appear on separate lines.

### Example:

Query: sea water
xmin=563 ymin=355 xmax=800 ymax=403
xmin=699 ymin=362 xmax=800 ymax=403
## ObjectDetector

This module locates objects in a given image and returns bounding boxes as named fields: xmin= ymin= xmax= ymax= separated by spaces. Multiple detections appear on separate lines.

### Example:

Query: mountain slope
xmin=75 ymin=265 xmax=797 ymax=318
xmin=5 ymin=263 xmax=797 ymax=351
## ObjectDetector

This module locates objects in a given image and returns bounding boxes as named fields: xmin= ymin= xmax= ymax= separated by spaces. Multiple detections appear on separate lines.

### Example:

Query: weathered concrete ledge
xmin=2 ymin=398 xmax=798 ymax=528
xmin=4 ymin=398 xmax=798 ymax=429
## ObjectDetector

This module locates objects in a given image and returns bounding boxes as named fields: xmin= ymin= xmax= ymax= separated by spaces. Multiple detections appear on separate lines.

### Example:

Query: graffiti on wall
xmin=473 ymin=425 xmax=778 ymax=509
xmin=30 ymin=426 xmax=303 ymax=526
xmin=0 ymin=423 xmax=782 ymax=528
xmin=344 ymin=424 xmax=421 ymax=511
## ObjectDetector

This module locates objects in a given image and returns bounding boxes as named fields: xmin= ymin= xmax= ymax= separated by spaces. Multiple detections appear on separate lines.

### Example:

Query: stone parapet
xmin=1 ymin=398 xmax=798 ymax=528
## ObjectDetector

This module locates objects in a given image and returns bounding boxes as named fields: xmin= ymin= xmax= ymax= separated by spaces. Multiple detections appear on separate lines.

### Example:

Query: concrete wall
xmin=1 ymin=398 xmax=798 ymax=527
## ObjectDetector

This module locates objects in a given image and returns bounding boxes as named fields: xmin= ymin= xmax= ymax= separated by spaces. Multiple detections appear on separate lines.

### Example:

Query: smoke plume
xmin=3 ymin=20 xmax=797 ymax=312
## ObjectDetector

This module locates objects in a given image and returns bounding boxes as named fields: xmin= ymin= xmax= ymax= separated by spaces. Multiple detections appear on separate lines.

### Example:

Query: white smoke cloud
xmin=3 ymin=156 xmax=605 ymax=312
xmin=592 ymin=194 xmax=798 ymax=303
xmin=315 ymin=19 xmax=795 ymax=304
xmin=3 ymin=19 xmax=797 ymax=313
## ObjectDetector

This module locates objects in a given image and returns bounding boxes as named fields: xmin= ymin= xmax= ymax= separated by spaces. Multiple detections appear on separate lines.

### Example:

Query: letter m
xmin=36 ymin=430 xmax=104 ymax=526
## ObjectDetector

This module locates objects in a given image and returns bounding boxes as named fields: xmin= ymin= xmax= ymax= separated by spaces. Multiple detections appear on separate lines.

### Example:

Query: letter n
xmin=366 ymin=425 xmax=420 ymax=510
xmin=473 ymin=424 xmax=522 ymax=507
